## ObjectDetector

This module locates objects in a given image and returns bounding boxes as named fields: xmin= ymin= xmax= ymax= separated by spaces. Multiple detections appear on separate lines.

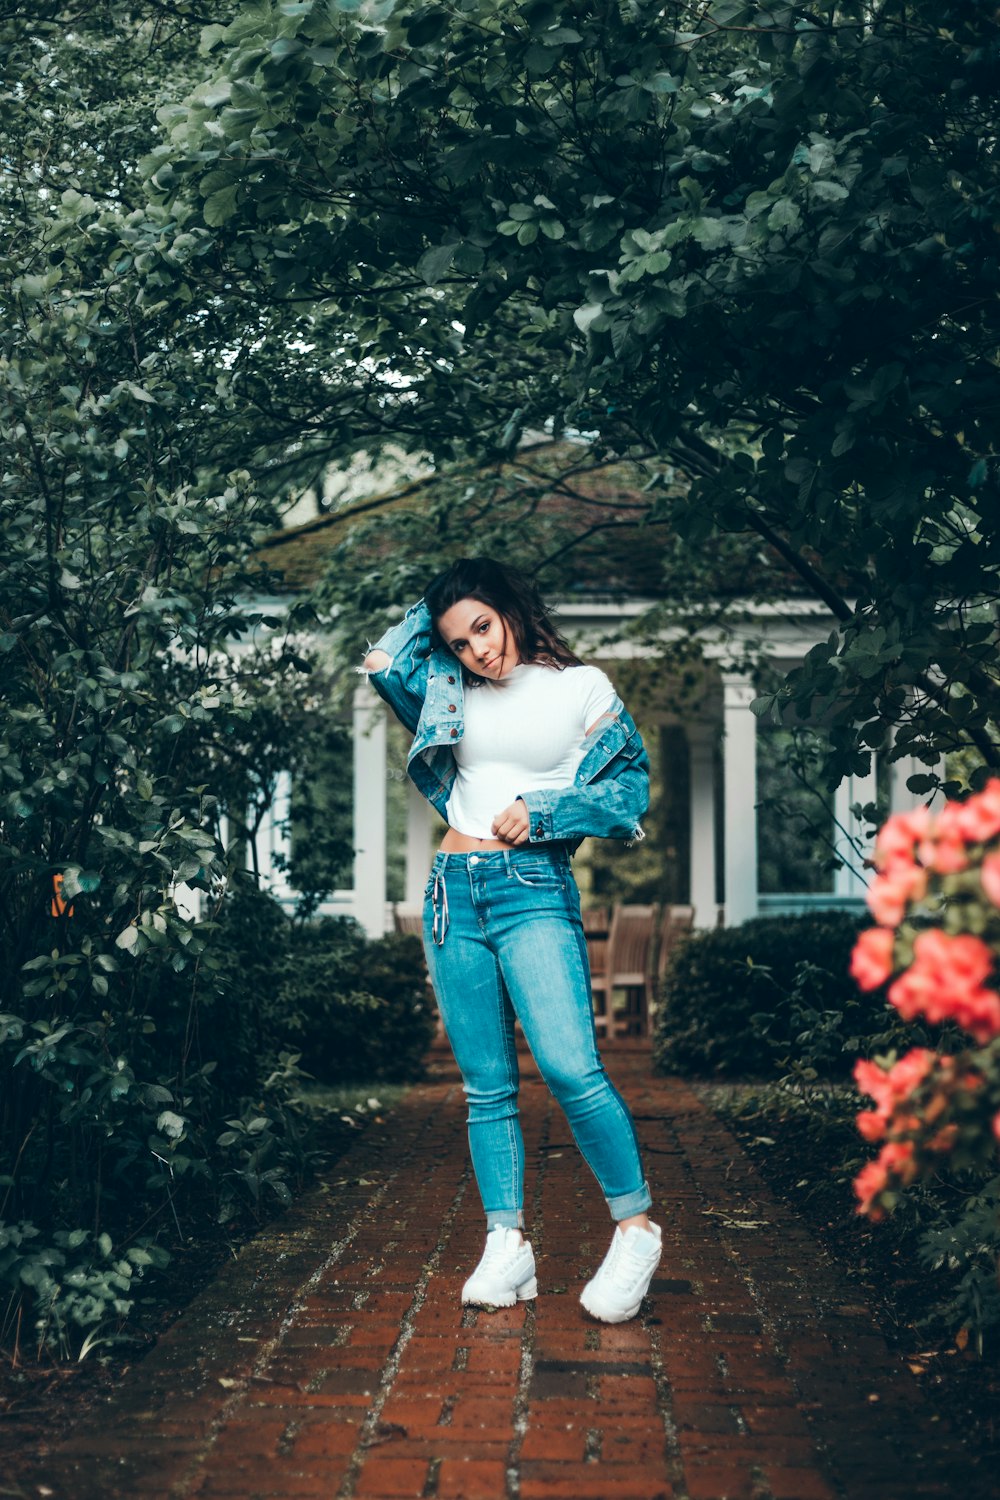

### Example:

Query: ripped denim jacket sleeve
xmin=362 ymin=598 xmax=434 ymax=735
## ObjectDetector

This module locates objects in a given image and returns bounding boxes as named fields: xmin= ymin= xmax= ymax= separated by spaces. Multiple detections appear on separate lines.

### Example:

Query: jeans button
xmin=469 ymin=855 xmax=478 ymax=865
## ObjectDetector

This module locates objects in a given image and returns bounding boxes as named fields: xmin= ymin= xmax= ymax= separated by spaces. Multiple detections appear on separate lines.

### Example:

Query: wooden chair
xmin=392 ymin=909 xmax=423 ymax=937
xmin=583 ymin=906 xmax=613 ymax=1036
xmin=657 ymin=904 xmax=694 ymax=983
xmin=653 ymin=904 xmax=694 ymax=1025
xmin=581 ymin=906 xmax=610 ymax=934
xmin=597 ymin=904 xmax=658 ymax=1038
xmin=612 ymin=903 xmax=658 ymax=1037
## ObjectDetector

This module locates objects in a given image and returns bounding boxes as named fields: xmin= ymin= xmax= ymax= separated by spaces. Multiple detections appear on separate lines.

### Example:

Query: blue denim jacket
xmin=364 ymin=600 xmax=649 ymax=849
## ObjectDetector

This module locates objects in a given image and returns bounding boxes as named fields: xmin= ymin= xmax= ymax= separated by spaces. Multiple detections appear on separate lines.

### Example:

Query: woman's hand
xmin=492 ymin=799 xmax=530 ymax=845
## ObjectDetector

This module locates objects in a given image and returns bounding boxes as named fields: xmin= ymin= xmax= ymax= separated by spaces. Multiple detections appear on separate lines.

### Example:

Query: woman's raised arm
xmin=360 ymin=599 xmax=436 ymax=735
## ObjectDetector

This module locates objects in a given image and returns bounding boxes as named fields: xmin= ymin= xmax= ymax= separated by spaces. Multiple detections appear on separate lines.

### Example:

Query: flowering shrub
xmin=850 ymin=782 xmax=1000 ymax=1231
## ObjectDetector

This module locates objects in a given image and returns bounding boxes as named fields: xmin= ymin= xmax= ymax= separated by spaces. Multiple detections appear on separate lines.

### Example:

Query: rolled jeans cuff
xmin=485 ymin=1208 xmax=524 ymax=1231
xmin=607 ymin=1180 xmax=653 ymax=1222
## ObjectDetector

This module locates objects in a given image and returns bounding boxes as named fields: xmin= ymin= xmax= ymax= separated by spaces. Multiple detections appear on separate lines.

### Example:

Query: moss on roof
xmin=253 ymin=443 xmax=818 ymax=601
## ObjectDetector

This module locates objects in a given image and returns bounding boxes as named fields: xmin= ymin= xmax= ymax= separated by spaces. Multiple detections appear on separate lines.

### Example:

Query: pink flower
xmin=853 ymin=1048 xmax=938 ymax=1142
xmin=890 ymin=1049 xmax=938 ymax=1097
xmin=854 ymin=1157 xmax=889 ymax=1215
xmin=874 ymin=806 xmax=932 ymax=869
xmin=857 ymin=1109 xmax=887 ymax=1142
xmin=953 ymin=988 xmax=1000 ymax=1044
xmin=955 ymin=779 xmax=1000 ymax=846
xmin=869 ymin=808 xmax=933 ymax=923
xmin=918 ymin=802 xmax=969 ymax=874
xmin=866 ymin=862 xmax=928 ymax=926
xmin=883 ymin=1139 xmax=918 ymax=1180
xmin=981 ymin=852 xmax=1000 ymax=910
xmin=888 ymin=964 xmax=936 ymax=1024
xmin=854 ymin=1048 xmax=937 ymax=1107
xmin=854 ymin=1140 xmax=916 ymax=1217
xmin=888 ymin=931 xmax=1000 ymax=1042
xmin=854 ymin=796 xmax=1000 ymax=1214
xmin=854 ymin=1057 xmax=893 ymax=1110
xmin=914 ymin=928 xmax=991 ymax=986
xmin=850 ymin=928 xmax=897 ymax=991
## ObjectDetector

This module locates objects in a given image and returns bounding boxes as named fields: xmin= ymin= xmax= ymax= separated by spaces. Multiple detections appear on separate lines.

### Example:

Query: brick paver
xmin=26 ymin=1045 xmax=991 ymax=1500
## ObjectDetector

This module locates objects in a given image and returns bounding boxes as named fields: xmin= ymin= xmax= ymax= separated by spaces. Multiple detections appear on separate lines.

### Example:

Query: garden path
xmin=27 ymin=1045 xmax=989 ymax=1500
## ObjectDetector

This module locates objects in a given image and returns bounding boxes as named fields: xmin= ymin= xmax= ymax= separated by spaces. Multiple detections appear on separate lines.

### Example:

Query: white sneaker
xmin=461 ymin=1227 xmax=537 ymax=1307
xmin=580 ymin=1221 xmax=662 ymax=1323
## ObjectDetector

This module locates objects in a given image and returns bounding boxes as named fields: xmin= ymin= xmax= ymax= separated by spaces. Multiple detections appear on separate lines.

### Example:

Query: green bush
xmin=278 ymin=921 xmax=437 ymax=1086
xmin=653 ymin=912 xmax=904 ymax=1078
xmin=153 ymin=884 xmax=299 ymax=1101
xmin=0 ymin=1222 xmax=171 ymax=1362
xmin=175 ymin=891 xmax=436 ymax=1089
xmin=0 ymin=885 xmax=435 ymax=1358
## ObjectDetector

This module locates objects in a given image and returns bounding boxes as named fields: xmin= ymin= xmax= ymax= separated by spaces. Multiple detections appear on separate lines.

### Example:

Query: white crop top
xmin=446 ymin=662 xmax=617 ymax=839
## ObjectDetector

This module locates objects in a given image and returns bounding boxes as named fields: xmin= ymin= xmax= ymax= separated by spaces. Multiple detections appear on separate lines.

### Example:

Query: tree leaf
xmin=126 ymin=381 xmax=157 ymax=404
xmin=156 ymin=1110 xmax=186 ymax=1139
xmin=767 ymin=199 xmax=801 ymax=232
xmin=573 ymin=302 xmax=605 ymax=333
xmin=204 ymin=184 xmax=239 ymax=227
xmin=270 ymin=36 xmax=304 ymax=59
xmin=416 ymin=242 xmax=458 ymax=286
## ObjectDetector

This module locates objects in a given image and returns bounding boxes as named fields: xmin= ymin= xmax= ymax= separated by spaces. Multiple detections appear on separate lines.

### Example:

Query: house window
xmin=756 ymin=725 xmax=837 ymax=895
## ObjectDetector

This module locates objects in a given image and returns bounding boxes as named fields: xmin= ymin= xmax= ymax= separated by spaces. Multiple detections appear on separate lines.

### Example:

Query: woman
xmin=363 ymin=558 xmax=661 ymax=1323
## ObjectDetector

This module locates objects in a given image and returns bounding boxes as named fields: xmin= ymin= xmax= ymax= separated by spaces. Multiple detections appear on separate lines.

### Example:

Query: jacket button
xmin=449 ymin=728 xmax=458 ymax=738
xmin=448 ymin=704 xmax=456 ymax=712
xmin=447 ymin=675 xmax=456 ymax=684
xmin=535 ymin=823 xmax=544 ymax=836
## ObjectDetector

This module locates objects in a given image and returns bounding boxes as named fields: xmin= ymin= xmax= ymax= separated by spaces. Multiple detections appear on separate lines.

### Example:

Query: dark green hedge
xmin=1 ymin=887 xmax=435 ymax=1359
xmin=278 ymin=922 xmax=436 ymax=1085
xmin=184 ymin=889 xmax=437 ymax=1090
xmin=653 ymin=911 xmax=902 ymax=1078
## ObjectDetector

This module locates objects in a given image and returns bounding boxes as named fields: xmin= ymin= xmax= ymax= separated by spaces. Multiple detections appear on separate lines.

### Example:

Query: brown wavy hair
xmin=424 ymin=558 xmax=581 ymax=686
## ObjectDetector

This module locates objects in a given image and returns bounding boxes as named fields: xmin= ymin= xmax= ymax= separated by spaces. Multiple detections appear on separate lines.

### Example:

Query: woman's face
xmin=436 ymin=596 xmax=519 ymax=680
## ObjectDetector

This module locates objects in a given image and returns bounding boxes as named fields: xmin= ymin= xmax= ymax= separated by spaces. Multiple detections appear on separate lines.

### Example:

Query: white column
xmin=404 ymin=781 xmax=434 ymax=906
xmin=688 ymin=724 xmax=717 ymax=929
xmin=833 ymin=759 xmax=878 ymax=899
xmin=255 ymin=804 xmax=275 ymax=885
xmin=722 ymin=673 xmax=758 ymax=927
xmin=353 ymin=683 xmax=388 ymax=938
xmin=255 ymin=769 xmax=293 ymax=901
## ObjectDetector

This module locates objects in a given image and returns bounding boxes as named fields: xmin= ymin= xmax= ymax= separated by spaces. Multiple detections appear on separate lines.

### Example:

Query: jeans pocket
xmin=512 ymin=863 xmax=564 ymax=890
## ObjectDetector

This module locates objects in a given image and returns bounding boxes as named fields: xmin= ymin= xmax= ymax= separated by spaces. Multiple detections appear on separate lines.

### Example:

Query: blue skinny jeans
xmin=423 ymin=845 xmax=652 ymax=1230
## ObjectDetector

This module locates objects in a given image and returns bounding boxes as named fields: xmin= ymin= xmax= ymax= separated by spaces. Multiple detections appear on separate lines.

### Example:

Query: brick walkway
xmin=27 ymin=1045 xmax=991 ymax=1500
